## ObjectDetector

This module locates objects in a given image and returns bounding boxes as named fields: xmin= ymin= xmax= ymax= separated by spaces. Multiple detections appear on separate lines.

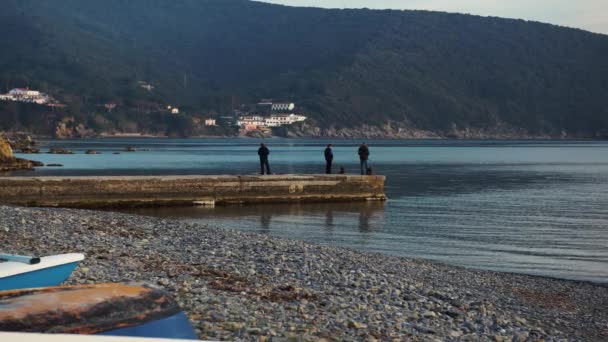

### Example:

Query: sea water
xmin=12 ymin=138 xmax=608 ymax=283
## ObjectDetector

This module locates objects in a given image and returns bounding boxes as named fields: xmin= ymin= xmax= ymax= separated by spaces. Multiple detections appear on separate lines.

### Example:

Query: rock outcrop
xmin=278 ymin=121 xmax=563 ymax=139
xmin=55 ymin=117 xmax=96 ymax=139
xmin=48 ymin=148 xmax=74 ymax=155
xmin=0 ymin=136 xmax=43 ymax=172
xmin=280 ymin=121 xmax=439 ymax=139
xmin=0 ymin=136 xmax=13 ymax=161
xmin=6 ymin=133 xmax=36 ymax=151
xmin=2 ymin=133 xmax=41 ymax=154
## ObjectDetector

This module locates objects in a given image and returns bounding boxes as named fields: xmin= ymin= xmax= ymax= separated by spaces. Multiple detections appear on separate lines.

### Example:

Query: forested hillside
xmin=1 ymin=0 xmax=608 ymax=138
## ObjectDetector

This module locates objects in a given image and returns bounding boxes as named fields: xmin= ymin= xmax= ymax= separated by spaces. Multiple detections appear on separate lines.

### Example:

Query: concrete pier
xmin=0 ymin=175 xmax=386 ymax=209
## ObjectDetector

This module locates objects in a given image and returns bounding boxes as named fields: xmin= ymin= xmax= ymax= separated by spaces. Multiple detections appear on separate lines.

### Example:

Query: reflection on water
xmin=12 ymin=138 xmax=608 ymax=283
xmin=260 ymin=212 xmax=272 ymax=233
xmin=127 ymin=201 xmax=387 ymax=236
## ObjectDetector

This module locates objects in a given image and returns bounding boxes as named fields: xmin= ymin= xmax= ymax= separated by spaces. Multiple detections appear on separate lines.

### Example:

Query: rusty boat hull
xmin=0 ymin=283 xmax=197 ymax=340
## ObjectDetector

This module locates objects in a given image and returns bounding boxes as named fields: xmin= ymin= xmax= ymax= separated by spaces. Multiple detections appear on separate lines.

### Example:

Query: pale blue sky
xmin=258 ymin=0 xmax=607 ymax=34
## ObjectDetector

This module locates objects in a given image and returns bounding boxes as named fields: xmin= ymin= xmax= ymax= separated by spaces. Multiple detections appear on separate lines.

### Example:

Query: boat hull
xmin=0 ymin=261 xmax=80 ymax=291
xmin=0 ymin=283 xmax=198 ymax=340
xmin=99 ymin=312 xmax=197 ymax=340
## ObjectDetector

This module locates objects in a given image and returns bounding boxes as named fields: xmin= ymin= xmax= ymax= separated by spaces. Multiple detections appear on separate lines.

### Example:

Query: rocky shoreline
xmin=0 ymin=136 xmax=44 ymax=172
xmin=4 ymin=125 xmax=603 ymax=141
xmin=1 ymin=205 xmax=607 ymax=341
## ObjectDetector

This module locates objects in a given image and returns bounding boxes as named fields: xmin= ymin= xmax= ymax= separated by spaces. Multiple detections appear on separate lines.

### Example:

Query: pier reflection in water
xmin=125 ymin=201 xmax=386 ymax=244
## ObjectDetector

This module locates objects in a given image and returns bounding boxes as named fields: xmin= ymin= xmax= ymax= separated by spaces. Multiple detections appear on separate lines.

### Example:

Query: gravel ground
xmin=1 ymin=205 xmax=607 ymax=341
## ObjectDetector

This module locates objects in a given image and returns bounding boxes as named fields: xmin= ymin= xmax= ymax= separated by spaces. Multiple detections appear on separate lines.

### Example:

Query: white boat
xmin=0 ymin=253 xmax=85 ymax=291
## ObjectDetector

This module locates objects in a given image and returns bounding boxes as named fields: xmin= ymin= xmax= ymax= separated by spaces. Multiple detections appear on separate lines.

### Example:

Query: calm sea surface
xmin=11 ymin=138 xmax=608 ymax=283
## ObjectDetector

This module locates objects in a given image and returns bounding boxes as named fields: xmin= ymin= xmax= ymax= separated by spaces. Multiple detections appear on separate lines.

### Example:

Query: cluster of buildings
xmin=237 ymin=100 xmax=307 ymax=132
xmin=0 ymin=88 xmax=55 ymax=105
xmin=237 ymin=114 xmax=307 ymax=130
xmin=0 ymin=88 xmax=305 ymax=134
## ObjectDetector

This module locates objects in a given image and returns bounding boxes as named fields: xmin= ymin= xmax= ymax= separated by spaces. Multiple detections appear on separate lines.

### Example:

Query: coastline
xmin=4 ymin=130 xmax=608 ymax=142
xmin=4 ymin=129 xmax=608 ymax=141
xmin=1 ymin=205 xmax=606 ymax=341
xmin=20 ymin=135 xmax=608 ymax=143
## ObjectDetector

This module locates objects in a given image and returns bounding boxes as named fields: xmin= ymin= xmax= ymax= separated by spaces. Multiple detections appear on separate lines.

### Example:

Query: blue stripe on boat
xmin=98 ymin=311 xmax=198 ymax=340
xmin=0 ymin=262 xmax=80 ymax=291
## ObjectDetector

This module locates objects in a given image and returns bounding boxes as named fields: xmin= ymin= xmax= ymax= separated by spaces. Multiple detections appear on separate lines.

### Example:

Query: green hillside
xmin=1 ymin=0 xmax=608 ymax=137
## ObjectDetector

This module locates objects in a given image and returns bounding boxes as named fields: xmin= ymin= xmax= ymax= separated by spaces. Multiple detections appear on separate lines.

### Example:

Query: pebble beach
xmin=1 ymin=205 xmax=607 ymax=341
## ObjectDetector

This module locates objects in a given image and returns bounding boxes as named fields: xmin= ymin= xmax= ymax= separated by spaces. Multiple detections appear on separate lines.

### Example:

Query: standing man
xmin=324 ymin=144 xmax=334 ymax=174
xmin=358 ymin=143 xmax=370 ymax=175
xmin=258 ymin=143 xmax=271 ymax=175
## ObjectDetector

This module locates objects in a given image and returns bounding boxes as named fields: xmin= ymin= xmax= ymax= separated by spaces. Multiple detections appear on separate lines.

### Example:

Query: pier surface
xmin=0 ymin=175 xmax=386 ymax=208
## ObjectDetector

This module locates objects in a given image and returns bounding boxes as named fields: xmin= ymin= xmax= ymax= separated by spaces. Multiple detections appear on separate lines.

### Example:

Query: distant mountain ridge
xmin=1 ymin=0 xmax=608 ymax=138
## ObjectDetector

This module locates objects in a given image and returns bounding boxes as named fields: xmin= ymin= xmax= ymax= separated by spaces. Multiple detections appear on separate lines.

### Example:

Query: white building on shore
xmin=237 ymin=114 xmax=307 ymax=131
xmin=264 ymin=114 xmax=307 ymax=127
xmin=237 ymin=115 xmax=266 ymax=127
xmin=9 ymin=88 xmax=41 ymax=97
xmin=271 ymin=103 xmax=295 ymax=112
xmin=0 ymin=88 xmax=52 ymax=105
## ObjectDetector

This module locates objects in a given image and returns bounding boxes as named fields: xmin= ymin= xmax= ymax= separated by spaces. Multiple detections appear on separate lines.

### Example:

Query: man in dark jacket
xmin=324 ymin=144 xmax=334 ymax=174
xmin=358 ymin=143 xmax=370 ymax=175
xmin=258 ymin=143 xmax=271 ymax=175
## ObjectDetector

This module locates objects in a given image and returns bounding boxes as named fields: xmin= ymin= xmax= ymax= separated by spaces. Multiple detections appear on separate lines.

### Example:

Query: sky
xmin=259 ymin=0 xmax=608 ymax=35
